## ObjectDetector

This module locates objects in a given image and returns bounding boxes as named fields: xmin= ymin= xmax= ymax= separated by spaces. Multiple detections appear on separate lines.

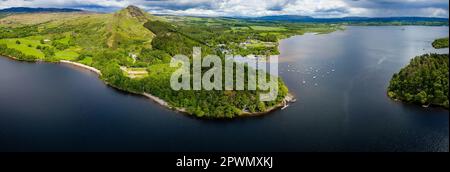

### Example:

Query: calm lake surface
xmin=0 ymin=26 xmax=448 ymax=152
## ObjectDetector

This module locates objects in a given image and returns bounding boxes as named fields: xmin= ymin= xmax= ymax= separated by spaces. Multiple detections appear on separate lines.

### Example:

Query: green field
xmin=0 ymin=38 xmax=46 ymax=58
xmin=231 ymin=26 xmax=250 ymax=30
xmin=54 ymin=49 xmax=79 ymax=60
xmin=0 ymin=36 xmax=80 ymax=60
xmin=121 ymin=67 xmax=149 ymax=79
xmin=55 ymin=34 xmax=71 ymax=45
xmin=250 ymin=26 xmax=287 ymax=31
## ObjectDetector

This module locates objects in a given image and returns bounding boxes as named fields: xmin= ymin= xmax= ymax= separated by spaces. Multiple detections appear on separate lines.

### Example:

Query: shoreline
xmin=1 ymin=54 xmax=295 ymax=117
xmin=239 ymin=93 xmax=295 ymax=117
xmin=1 ymin=53 xmax=295 ymax=118
xmin=387 ymin=94 xmax=448 ymax=110
xmin=57 ymin=59 xmax=292 ymax=117
xmin=57 ymin=60 xmax=186 ymax=113
xmin=59 ymin=60 xmax=102 ymax=75
xmin=2 ymin=46 xmax=296 ymax=118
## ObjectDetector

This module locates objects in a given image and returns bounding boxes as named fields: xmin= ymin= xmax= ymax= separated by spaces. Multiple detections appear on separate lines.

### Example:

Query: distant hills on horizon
xmin=249 ymin=15 xmax=449 ymax=23
xmin=0 ymin=7 xmax=84 ymax=13
xmin=1 ymin=7 xmax=448 ymax=24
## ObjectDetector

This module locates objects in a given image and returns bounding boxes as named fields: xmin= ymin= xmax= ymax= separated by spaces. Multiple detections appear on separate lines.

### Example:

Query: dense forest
xmin=388 ymin=54 xmax=449 ymax=108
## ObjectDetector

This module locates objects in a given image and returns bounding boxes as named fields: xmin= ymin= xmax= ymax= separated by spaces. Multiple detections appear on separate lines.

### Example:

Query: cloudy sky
xmin=0 ymin=0 xmax=448 ymax=18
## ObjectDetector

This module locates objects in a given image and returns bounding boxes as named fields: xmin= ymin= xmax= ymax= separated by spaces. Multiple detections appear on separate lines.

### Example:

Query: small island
xmin=432 ymin=37 xmax=449 ymax=49
xmin=388 ymin=53 xmax=449 ymax=108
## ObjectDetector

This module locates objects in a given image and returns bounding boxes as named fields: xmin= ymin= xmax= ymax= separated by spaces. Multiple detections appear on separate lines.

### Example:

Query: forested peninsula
xmin=432 ymin=37 xmax=449 ymax=49
xmin=0 ymin=6 xmax=332 ymax=118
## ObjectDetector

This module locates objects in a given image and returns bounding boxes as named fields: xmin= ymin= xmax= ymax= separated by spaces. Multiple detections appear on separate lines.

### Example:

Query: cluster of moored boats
xmin=279 ymin=64 xmax=338 ymax=110
xmin=282 ymin=64 xmax=336 ymax=88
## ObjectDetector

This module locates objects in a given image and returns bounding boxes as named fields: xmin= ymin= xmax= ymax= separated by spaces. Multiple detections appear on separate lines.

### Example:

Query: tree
xmin=257 ymin=102 xmax=267 ymax=111
xmin=415 ymin=91 xmax=428 ymax=104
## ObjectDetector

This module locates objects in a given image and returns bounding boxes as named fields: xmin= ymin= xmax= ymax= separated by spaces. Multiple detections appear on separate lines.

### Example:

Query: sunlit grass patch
xmin=0 ymin=38 xmax=46 ymax=58
xmin=250 ymin=26 xmax=287 ymax=31
xmin=54 ymin=49 xmax=79 ymax=60
xmin=55 ymin=33 xmax=72 ymax=45
xmin=120 ymin=66 xmax=149 ymax=79
xmin=231 ymin=26 xmax=250 ymax=30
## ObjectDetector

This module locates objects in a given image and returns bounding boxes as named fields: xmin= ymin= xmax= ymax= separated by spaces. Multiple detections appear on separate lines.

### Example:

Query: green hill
xmin=0 ymin=5 xmax=159 ymax=51
xmin=106 ymin=5 xmax=156 ymax=49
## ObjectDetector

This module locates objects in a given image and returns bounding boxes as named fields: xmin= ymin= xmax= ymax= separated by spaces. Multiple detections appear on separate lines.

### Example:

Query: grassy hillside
xmin=106 ymin=6 xmax=156 ymax=49
xmin=0 ymin=6 xmax=160 ymax=59
xmin=0 ymin=12 xmax=91 ymax=27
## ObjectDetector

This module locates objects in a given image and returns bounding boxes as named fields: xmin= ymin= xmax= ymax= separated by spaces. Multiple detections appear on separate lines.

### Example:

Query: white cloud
xmin=0 ymin=0 xmax=448 ymax=18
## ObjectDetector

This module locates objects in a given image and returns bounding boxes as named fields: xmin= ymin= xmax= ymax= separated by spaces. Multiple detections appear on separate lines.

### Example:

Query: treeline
xmin=0 ymin=26 xmax=39 ymax=39
xmin=388 ymin=53 xmax=449 ymax=108
xmin=51 ymin=41 xmax=69 ymax=50
xmin=145 ymin=20 xmax=282 ymax=56
xmin=138 ymin=48 xmax=171 ymax=65
xmin=144 ymin=21 xmax=214 ymax=57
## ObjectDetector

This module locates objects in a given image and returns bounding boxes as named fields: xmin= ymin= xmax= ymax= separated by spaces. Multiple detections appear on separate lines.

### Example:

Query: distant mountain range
xmin=0 ymin=7 xmax=83 ymax=13
xmin=249 ymin=15 xmax=449 ymax=23
xmin=1 ymin=7 xmax=448 ymax=24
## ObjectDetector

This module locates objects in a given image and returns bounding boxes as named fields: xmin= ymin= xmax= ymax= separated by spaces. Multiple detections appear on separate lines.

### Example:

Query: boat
xmin=422 ymin=104 xmax=431 ymax=108
xmin=281 ymin=99 xmax=290 ymax=110
xmin=281 ymin=104 xmax=289 ymax=110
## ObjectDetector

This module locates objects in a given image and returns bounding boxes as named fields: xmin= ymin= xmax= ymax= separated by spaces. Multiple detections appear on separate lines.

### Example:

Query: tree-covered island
xmin=432 ymin=37 xmax=449 ymax=49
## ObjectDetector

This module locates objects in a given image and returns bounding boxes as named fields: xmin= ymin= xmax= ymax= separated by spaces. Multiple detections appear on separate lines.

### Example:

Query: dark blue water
xmin=0 ymin=26 xmax=448 ymax=152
